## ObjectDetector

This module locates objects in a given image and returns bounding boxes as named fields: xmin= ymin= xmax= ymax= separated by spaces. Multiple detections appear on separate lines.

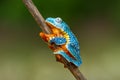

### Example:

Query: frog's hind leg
xmin=54 ymin=50 xmax=81 ymax=67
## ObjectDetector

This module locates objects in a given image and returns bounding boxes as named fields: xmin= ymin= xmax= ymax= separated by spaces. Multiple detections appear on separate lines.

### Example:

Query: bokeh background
xmin=0 ymin=0 xmax=120 ymax=80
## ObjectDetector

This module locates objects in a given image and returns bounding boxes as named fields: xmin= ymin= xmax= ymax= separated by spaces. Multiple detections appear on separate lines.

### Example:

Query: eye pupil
xmin=55 ymin=17 xmax=62 ymax=23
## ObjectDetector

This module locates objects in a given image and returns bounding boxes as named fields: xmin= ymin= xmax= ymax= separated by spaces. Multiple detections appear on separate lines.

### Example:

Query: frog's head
xmin=45 ymin=17 xmax=70 ymax=31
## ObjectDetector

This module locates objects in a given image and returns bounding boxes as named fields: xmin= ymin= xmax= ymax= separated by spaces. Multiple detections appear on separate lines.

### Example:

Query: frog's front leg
xmin=40 ymin=32 xmax=67 ymax=51
xmin=40 ymin=32 xmax=66 ymax=45
xmin=40 ymin=32 xmax=55 ymax=42
xmin=49 ymin=37 xmax=67 ymax=45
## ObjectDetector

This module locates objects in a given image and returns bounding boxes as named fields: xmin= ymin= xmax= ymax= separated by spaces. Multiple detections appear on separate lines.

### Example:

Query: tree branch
xmin=22 ymin=0 xmax=87 ymax=80
xmin=22 ymin=0 xmax=51 ymax=34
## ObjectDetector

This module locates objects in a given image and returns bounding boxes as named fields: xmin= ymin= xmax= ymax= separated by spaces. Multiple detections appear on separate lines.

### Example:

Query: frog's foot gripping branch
xmin=55 ymin=54 xmax=71 ymax=68
xmin=40 ymin=32 xmax=54 ymax=42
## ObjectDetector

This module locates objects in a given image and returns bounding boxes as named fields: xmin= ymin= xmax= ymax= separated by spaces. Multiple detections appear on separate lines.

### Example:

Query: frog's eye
xmin=55 ymin=17 xmax=62 ymax=23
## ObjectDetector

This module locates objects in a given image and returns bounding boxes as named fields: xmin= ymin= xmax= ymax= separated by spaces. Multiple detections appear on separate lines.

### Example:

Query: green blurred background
xmin=0 ymin=0 xmax=120 ymax=80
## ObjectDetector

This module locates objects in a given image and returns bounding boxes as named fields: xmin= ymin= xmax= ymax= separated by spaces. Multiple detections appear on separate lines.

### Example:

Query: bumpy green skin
xmin=46 ymin=17 xmax=82 ymax=67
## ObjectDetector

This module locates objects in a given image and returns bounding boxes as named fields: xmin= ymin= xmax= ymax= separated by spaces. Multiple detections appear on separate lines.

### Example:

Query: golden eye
xmin=55 ymin=17 xmax=62 ymax=23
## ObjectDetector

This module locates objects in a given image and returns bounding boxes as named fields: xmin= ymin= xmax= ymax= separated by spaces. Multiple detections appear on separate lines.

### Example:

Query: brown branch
xmin=22 ymin=0 xmax=51 ymax=34
xmin=22 ymin=0 xmax=87 ymax=80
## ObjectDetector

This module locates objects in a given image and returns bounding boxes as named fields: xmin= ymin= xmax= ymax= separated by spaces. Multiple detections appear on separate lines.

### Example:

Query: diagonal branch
xmin=22 ymin=0 xmax=87 ymax=80
xmin=22 ymin=0 xmax=51 ymax=34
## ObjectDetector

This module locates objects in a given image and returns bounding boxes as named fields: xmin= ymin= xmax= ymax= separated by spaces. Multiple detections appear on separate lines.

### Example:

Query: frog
xmin=40 ymin=17 xmax=82 ymax=67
